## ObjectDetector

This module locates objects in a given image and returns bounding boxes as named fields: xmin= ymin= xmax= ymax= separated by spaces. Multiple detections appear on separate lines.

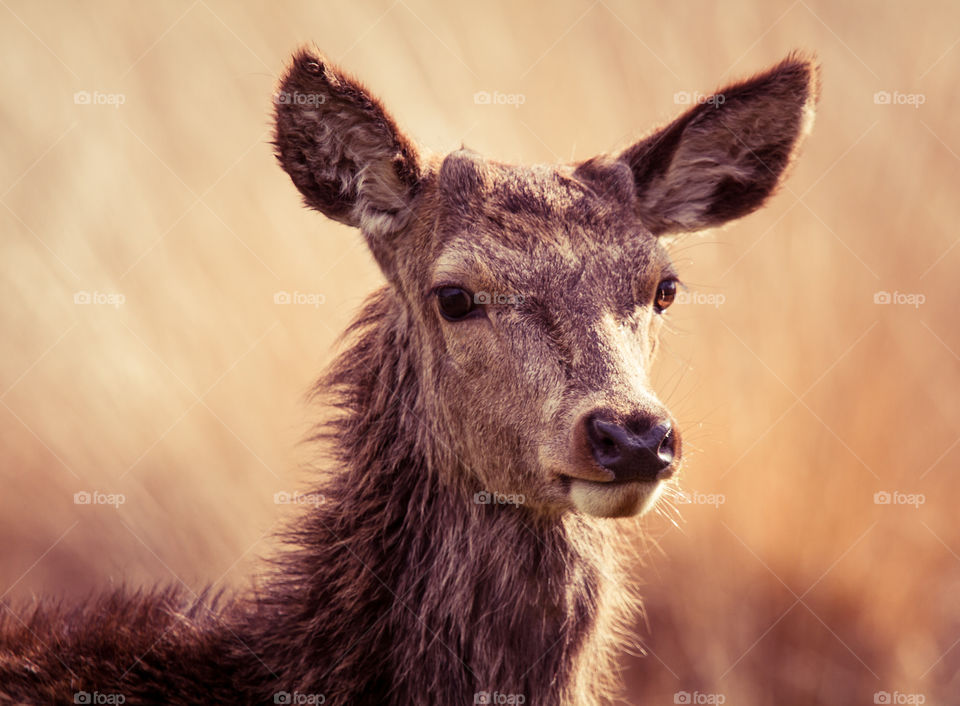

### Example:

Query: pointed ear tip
xmin=278 ymin=46 xmax=332 ymax=86
xmin=290 ymin=44 xmax=325 ymax=66
xmin=779 ymin=50 xmax=823 ymax=101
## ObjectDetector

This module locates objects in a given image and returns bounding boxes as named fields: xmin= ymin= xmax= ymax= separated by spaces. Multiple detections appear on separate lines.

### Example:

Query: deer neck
xmin=249 ymin=288 xmax=625 ymax=704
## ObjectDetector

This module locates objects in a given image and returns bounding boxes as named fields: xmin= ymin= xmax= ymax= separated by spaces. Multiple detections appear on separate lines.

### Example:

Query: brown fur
xmin=0 ymin=49 xmax=818 ymax=705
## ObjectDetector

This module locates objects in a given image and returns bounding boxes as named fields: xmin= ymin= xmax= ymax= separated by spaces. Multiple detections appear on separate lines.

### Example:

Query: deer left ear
xmin=619 ymin=53 xmax=819 ymax=236
xmin=273 ymin=50 xmax=422 ymax=271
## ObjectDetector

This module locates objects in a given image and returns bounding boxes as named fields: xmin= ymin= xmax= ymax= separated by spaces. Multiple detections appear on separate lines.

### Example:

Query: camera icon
xmin=273 ymin=491 xmax=292 ymax=505
xmin=274 ymin=291 xmax=291 ymax=305
xmin=874 ymin=691 xmax=892 ymax=704
xmin=474 ymin=291 xmax=491 ymax=305
xmin=674 ymin=692 xmax=692 ymax=704
xmin=874 ymin=491 xmax=891 ymax=505
xmin=73 ymin=291 xmax=91 ymax=305
xmin=473 ymin=91 xmax=491 ymax=105
xmin=873 ymin=291 xmax=892 ymax=304
xmin=474 ymin=491 xmax=491 ymax=505
xmin=74 ymin=692 xmax=92 ymax=704
xmin=274 ymin=691 xmax=292 ymax=704
xmin=873 ymin=91 xmax=891 ymax=105
xmin=673 ymin=91 xmax=691 ymax=105
xmin=73 ymin=91 xmax=91 ymax=105
xmin=74 ymin=491 xmax=92 ymax=505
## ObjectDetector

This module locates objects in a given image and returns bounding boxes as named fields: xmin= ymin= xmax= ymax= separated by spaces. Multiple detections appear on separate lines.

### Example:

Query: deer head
xmin=274 ymin=50 xmax=818 ymax=518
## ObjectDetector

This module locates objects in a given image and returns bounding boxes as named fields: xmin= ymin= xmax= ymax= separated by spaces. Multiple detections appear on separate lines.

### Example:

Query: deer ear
xmin=273 ymin=50 xmax=421 ymax=262
xmin=619 ymin=53 xmax=819 ymax=236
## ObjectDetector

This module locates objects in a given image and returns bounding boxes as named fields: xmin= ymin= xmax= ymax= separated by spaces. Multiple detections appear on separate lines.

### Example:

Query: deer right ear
xmin=273 ymin=50 xmax=421 ymax=266
xmin=619 ymin=53 xmax=819 ymax=236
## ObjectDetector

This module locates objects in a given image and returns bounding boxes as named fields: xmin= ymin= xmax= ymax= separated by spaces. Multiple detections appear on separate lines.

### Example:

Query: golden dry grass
xmin=1 ymin=0 xmax=958 ymax=703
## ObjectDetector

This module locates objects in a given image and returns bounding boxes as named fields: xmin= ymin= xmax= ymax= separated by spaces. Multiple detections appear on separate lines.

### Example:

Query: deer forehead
xmin=425 ymin=152 xmax=667 ymax=294
xmin=430 ymin=238 xmax=664 ymax=299
xmin=433 ymin=151 xmax=644 ymax=244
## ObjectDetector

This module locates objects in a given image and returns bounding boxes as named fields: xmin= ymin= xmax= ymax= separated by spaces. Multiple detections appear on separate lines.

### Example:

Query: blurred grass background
xmin=1 ymin=0 xmax=958 ymax=703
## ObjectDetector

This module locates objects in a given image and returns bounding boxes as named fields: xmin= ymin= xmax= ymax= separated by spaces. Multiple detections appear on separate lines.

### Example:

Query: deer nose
xmin=586 ymin=413 xmax=677 ymax=482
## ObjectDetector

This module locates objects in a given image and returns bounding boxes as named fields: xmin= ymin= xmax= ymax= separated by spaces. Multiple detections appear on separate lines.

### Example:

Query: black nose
xmin=586 ymin=413 xmax=677 ymax=482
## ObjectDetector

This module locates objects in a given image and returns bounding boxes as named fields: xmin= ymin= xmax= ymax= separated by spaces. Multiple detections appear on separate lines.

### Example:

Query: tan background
xmin=2 ymin=1 xmax=958 ymax=703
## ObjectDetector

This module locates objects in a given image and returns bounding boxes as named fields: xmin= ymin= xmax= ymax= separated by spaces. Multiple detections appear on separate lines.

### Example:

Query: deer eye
xmin=436 ymin=286 xmax=476 ymax=321
xmin=655 ymin=279 xmax=678 ymax=312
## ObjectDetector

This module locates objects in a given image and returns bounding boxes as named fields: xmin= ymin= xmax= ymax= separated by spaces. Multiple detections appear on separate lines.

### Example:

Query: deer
xmin=0 ymin=50 xmax=818 ymax=705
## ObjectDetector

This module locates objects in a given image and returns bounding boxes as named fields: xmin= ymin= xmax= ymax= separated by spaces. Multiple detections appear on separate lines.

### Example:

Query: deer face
xmin=274 ymin=50 xmax=818 ymax=518
xmin=415 ymin=155 xmax=683 ymax=518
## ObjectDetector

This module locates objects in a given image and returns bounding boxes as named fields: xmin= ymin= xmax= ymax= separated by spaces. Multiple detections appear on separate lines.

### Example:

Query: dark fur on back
xmin=0 ymin=589 xmax=240 ymax=703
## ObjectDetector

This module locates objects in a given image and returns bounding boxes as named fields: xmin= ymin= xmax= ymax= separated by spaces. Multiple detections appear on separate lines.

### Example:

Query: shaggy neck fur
xmin=241 ymin=287 xmax=629 ymax=706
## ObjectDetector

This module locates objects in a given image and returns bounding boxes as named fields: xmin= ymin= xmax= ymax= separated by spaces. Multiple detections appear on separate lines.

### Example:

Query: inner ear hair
xmin=273 ymin=49 xmax=422 ymax=240
xmin=619 ymin=52 xmax=820 ymax=236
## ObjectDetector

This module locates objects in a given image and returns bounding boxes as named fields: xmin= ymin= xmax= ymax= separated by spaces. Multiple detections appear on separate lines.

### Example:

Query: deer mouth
xmin=560 ymin=464 xmax=677 ymax=485
xmin=563 ymin=475 xmax=666 ymax=518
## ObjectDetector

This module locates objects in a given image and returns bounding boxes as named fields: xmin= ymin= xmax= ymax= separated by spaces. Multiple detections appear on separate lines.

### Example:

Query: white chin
xmin=569 ymin=479 xmax=664 ymax=518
